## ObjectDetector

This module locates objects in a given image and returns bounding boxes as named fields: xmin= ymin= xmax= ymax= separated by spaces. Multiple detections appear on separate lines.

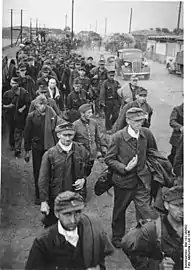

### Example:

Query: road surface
xmin=0 ymin=47 xmax=183 ymax=270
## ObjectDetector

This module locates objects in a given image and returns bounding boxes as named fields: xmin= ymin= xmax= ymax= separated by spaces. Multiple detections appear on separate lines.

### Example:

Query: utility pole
xmin=129 ymin=8 xmax=133 ymax=33
xmin=95 ymin=20 xmax=97 ymax=32
xmin=71 ymin=0 xmax=74 ymax=45
xmin=36 ymin=19 xmax=38 ymax=41
xmin=105 ymin=18 xmax=107 ymax=37
xmin=30 ymin=19 xmax=32 ymax=42
xmin=177 ymin=1 xmax=182 ymax=29
xmin=65 ymin=14 xmax=67 ymax=28
xmin=90 ymin=24 xmax=91 ymax=32
xmin=11 ymin=9 xmax=13 ymax=47
xmin=20 ymin=9 xmax=23 ymax=43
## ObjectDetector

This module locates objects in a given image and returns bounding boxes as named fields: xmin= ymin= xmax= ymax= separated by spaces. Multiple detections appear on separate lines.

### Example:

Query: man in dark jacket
xmin=105 ymin=107 xmax=158 ymax=248
xmin=17 ymin=63 xmax=36 ymax=102
xmin=38 ymin=122 xmax=89 ymax=227
xmin=73 ymin=103 xmax=107 ymax=176
xmin=121 ymin=185 xmax=183 ymax=270
xmin=67 ymin=78 xmax=88 ymax=123
xmin=168 ymin=103 xmax=183 ymax=165
xmin=100 ymin=69 xmax=121 ymax=131
xmin=25 ymin=191 xmax=114 ymax=270
xmin=24 ymin=95 xmax=61 ymax=205
xmin=115 ymin=87 xmax=153 ymax=131
xmin=3 ymin=77 xmax=29 ymax=157
xmin=85 ymin=56 xmax=96 ymax=79
xmin=36 ymin=65 xmax=57 ymax=90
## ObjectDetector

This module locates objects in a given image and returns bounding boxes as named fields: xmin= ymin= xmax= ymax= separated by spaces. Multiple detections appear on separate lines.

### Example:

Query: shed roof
xmin=148 ymin=35 xmax=183 ymax=42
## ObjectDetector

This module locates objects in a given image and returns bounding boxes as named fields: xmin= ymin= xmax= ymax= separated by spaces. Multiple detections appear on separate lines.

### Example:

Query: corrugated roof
xmin=148 ymin=35 xmax=183 ymax=41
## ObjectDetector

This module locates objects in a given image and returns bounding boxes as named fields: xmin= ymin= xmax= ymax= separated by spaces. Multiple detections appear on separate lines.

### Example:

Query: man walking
xmin=38 ymin=122 xmax=89 ymax=227
xmin=105 ymin=107 xmax=158 ymax=248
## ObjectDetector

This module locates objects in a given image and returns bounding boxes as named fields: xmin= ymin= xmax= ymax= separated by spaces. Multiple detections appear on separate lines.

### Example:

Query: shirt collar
xmin=122 ymin=126 xmax=145 ymax=142
xmin=58 ymin=140 xmax=73 ymax=153
xmin=58 ymin=220 xmax=79 ymax=247
xmin=128 ymin=125 xmax=139 ymax=140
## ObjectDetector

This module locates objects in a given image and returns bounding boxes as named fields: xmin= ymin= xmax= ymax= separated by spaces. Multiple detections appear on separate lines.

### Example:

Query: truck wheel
xmin=144 ymin=74 xmax=150 ymax=80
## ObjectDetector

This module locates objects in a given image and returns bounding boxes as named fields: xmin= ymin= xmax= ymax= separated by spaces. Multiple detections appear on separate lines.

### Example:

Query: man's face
xmin=165 ymin=201 xmax=183 ymax=223
xmin=83 ymin=109 xmax=93 ymax=120
xmin=108 ymin=73 xmax=115 ymax=81
xmin=57 ymin=131 xmax=75 ymax=146
xmin=75 ymin=64 xmax=81 ymax=70
xmin=10 ymin=81 xmax=19 ymax=89
xmin=73 ymin=84 xmax=81 ymax=92
xmin=19 ymin=68 xmax=26 ymax=78
xmin=99 ymin=63 xmax=105 ymax=69
xmin=87 ymin=59 xmax=93 ymax=65
xmin=57 ymin=209 xmax=82 ymax=231
xmin=42 ymin=71 xmax=49 ymax=78
xmin=35 ymin=101 xmax=46 ymax=113
xmin=79 ymin=69 xmax=86 ymax=77
xmin=126 ymin=118 xmax=144 ymax=132
xmin=131 ymin=79 xmax=138 ymax=87
xmin=49 ymin=79 xmax=56 ymax=89
xmin=136 ymin=94 xmax=147 ymax=104
xmin=69 ymin=65 xmax=74 ymax=71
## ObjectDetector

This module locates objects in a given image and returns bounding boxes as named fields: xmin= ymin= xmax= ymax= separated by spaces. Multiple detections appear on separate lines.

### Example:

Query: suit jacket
xmin=169 ymin=104 xmax=183 ymax=146
xmin=25 ymin=213 xmax=114 ymax=270
xmin=105 ymin=127 xmax=157 ymax=189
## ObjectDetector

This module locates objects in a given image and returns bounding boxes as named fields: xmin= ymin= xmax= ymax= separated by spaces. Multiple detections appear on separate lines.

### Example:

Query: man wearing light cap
xmin=26 ymin=191 xmax=114 ymax=270
xmin=67 ymin=78 xmax=88 ymax=122
xmin=100 ymin=69 xmax=121 ymax=132
xmin=105 ymin=107 xmax=158 ymax=248
xmin=38 ymin=122 xmax=89 ymax=227
xmin=115 ymin=86 xmax=153 ymax=131
xmin=73 ymin=103 xmax=107 ymax=178
xmin=24 ymin=94 xmax=61 ymax=205
xmin=121 ymin=185 xmax=183 ymax=270
xmin=3 ymin=77 xmax=30 ymax=157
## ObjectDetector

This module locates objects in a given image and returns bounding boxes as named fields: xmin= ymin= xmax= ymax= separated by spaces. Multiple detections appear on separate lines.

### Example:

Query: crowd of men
xmin=2 ymin=39 xmax=184 ymax=270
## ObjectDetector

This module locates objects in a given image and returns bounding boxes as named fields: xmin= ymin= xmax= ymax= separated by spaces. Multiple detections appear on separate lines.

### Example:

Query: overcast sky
xmin=3 ymin=0 xmax=183 ymax=34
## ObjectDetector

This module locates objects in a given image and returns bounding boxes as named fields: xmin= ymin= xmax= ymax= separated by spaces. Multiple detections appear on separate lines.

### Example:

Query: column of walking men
xmin=2 ymin=40 xmax=183 ymax=270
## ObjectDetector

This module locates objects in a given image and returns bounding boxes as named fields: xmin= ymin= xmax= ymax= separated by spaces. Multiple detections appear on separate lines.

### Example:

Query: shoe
xmin=112 ymin=238 xmax=122 ymax=249
xmin=35 ymin=197 xmax=41 ymax=205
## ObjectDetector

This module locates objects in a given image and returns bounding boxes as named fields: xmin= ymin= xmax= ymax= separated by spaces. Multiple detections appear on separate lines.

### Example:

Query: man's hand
xmin=93 ymin=74 xmax=98 ymax=79
xmin=3 ymin=104 xmax=15 ymax=109
xmin=24 ymin=151 xmax=30 ymax=163
xmin=125 ymin=155 xmax=138 ymax=172
xmin=161 ymin=257 xmax=175 ymax=270
xmin=18 ymin=107 xmax=24 ymax=113
xmin=180 ymin=126 xmax=184 ymax=133
xmin=86 ymin=266 xmax=100 ymax=270
xmin=73 ymin=178 xmax=85 ymax=191
xmin=40 ymin=201 xmax=50 ymax=215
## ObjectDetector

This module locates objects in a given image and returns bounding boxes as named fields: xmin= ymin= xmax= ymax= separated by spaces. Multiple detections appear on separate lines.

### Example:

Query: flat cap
xmin=98 ymin=59 xmax=105 ymax=65
xmin=126 ymin=107 xmax=147 ymax=121
xmin=55 ymin=122 xmax=75 ymax=134
xmin=87 ymin=56 xmax=93 ymax=60
xmin=34 ymin=94 xmax=48 ymax=106
xmin=18 ymin=63 xmax=27 ymax=70
xmin=79 ymin=66 xmax=86 ymax=72
xmin=54 ymin=191 xmax=84 ymax=214
xmin=41 ymin=65 xmax=50 ymax=72
xmin=107 ymin=69 xmax=115 ymax=74
xmin=79 ymin=103 xmax=92 ymax=113
xmin=163 ymin=185 xmax=183 ymax=205
xmin=136 ymin=87 xmax=148 ymax=96
xmin=37 ymin=85 xmax=49 ymax=93
xmin=11 ymin=77 xmax=19 ymax=84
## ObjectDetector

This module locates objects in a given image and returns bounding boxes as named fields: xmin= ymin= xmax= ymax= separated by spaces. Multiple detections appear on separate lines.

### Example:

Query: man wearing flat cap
xmin=29 ymin=85 xmax=60 ymax=116
xmin=73 ymin=103 xmax=107 ymax=178
xmin=67 ymin=78 xmax=88 ymax=122
xmin=100 ymin=69 xmax=121 ymax=132
xmin=85 ymin=56 xmax=96 ymax=79
xmin=17 ymin=63 xmax=36 ymax=102
xmin=36 ymin=65 xmax=58 ymax=91
xmin=69 ymin=60 xmax=81 ymax=90
xmin=3 ymin=77 xmax=30 ymax=157
xmin=24 ymin=94 xmax=62 ymax=205
xmin=115 ymin=86 xmax=153 ymax=131
xmin=77 ymin=66 xmax=91 ymax=95
xmin=121 ymin=185 xmax=183 ymax=270
xmin=90 ymin=60 xmax=108 ymax=116
xmin=26 ymin=56 xmax=37 ymax=81
xmin=105 ymin=107 xmax=158 ymax=248
xmin=26 ymin=191 xmax=114 ymax=270
xmin=38 ymin=122 xmax=89 ymax=227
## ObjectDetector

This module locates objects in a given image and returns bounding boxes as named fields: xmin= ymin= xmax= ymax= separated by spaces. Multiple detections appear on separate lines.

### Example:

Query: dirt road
xmin=0 ymin=47 xmax=183 ymax=270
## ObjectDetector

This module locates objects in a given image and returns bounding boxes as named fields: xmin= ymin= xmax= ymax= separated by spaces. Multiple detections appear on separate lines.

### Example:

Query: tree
xmin=162 ymin=28 xmax=170 ymax=34
xmin=155 ymin=27 xmax=161 ymax=32
xmin=173 ymin=28 xmax=183 ymax=35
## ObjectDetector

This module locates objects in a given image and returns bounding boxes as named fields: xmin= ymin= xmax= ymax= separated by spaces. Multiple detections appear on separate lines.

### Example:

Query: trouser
xmin=32 ymin=147 xmax=46 ymax=199
xmin=112 ymin=180 xmax=152 ymax=240
xmin=167 ymin=145 xmax=177 ymax=165
xmin=104 ymin=101 xmax=120 ymax=130
xmin=85 ymin=160 xmax=94 ymax=177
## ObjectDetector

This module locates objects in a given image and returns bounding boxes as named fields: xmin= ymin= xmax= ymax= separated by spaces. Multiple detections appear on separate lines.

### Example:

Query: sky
xmin=2 ymin=0 xmax=184 ymax=35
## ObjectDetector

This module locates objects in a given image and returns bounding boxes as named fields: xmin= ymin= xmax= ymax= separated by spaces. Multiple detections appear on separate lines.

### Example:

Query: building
xmin=145 ymin=35 xmax=183 ymax=64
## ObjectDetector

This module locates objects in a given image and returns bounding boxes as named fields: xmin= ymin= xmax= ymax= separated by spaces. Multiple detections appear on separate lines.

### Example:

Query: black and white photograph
xmin=1 ymin=0 xmax=186 ymax=269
